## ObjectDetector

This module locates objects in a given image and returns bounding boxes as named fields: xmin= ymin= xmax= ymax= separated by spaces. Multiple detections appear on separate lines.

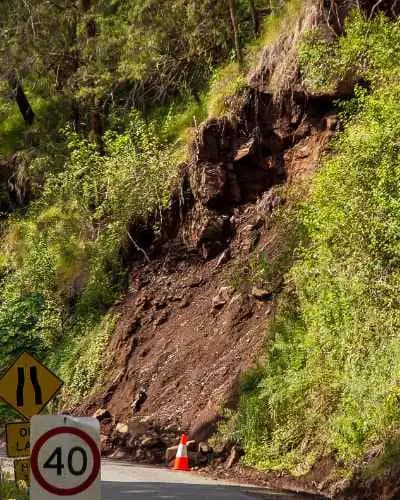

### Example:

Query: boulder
xmin=165 ymin=445 xmax=179 ymax=465
xmin=187 ymin=440 xmax=197 ymax=452
xmin=198 ymin=442 xmax=212 ymax=454
xmin=251 ymin=286 xmax=273 ymax=301
xmin=140 ymin=436 xmax=162 ymax=449
xmin=100 ymin=434 xmax=113 ymax=455
xmin=92 ymin=408 xmax=111 ymax=421
xmin=115 ymin=422 xmax=129 ymax=434
xmin=135 ymin=448 xmax=146 ymax=461
xmin=127 ymin=417 xmax=150 ymax=438
xmin=188 ymin=451 xmax=208 ymax=467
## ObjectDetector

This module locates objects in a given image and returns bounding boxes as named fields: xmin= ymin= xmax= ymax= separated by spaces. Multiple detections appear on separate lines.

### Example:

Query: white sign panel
xmin=31 ymin=416 xmax=101 ymax=500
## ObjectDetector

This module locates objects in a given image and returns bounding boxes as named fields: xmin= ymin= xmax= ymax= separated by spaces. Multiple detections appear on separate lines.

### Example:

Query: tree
xmin=228 ymin=0 xmax=243 ymax=67
xmin=9 ymin=72 xmax=35 ymax=125
xmin=249 ymin=0 xmax=260 ymax=35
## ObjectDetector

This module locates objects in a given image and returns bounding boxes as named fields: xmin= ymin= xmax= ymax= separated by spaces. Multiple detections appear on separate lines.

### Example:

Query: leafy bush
xmin=236 ymin=10 xmax=400 ymax=474
xmin=299 ymin=10 xmax=400 ymax=92
xmin=0 ymin=110 xmax=177 ymax=400
xmin=51 ymin=313 xmax=117 ymax=406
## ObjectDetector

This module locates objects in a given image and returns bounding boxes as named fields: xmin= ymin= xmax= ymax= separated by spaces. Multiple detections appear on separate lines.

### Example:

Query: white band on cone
xmin=176 ymin=443 xmax=187 ymax=458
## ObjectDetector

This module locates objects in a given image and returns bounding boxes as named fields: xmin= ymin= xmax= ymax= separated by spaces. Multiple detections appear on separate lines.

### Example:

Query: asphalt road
xmin=101 ymin=460 xmax=315 ymax=500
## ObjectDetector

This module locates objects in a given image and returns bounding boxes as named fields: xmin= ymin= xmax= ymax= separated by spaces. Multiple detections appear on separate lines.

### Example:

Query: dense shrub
xmin=0 ymin=111 xmax=177 ymax=404
xmin=236 ymin=11 xmax=400 ymax=473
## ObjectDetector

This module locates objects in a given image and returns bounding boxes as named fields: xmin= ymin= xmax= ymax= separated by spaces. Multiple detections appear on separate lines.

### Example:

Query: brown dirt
xmin=71 ymin=20 xmax=341 ymax=492
xmin=77 ymin=117 xmax=332 ymax=436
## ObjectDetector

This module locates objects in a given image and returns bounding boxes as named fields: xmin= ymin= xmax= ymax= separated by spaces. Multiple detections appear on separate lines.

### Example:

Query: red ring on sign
xmin=31 ymin=426 xmax=100 ymax=496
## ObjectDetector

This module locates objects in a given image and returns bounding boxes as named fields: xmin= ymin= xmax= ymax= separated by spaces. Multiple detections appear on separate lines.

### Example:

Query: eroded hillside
xmin=78 ymin=89 xmax=336 ymax=435
xmin=3 ymin=1 xmax=400 ymax=499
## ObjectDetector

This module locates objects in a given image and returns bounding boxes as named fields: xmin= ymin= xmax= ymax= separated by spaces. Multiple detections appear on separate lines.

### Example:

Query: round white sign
xmin=31 ymin=416 xmax=100 ymax=500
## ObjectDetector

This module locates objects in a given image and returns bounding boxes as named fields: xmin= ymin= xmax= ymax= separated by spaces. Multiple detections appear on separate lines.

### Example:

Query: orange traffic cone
xmin=172 ymin=434 xmax=190 ymax=471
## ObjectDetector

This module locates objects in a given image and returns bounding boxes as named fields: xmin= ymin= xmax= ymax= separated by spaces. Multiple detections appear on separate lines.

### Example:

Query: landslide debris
xmin=75 ymin=81 xmax=338 ymax=468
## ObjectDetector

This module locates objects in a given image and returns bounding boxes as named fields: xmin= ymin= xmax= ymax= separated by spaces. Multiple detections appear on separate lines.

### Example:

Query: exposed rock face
xmin=175 ymin=89 xmax=336 ymax=262
xmin=77 ymin=88 xmax=336 ymax=468
xmin=75 ymin=16 xmax=341 ymax=474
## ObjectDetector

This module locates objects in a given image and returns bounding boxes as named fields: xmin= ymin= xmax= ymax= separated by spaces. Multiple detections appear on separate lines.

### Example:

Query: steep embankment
xmin=72 ymin=2 xmax=400 ymax=499
xmin=77 ymin=31 xmax=338 ymax=469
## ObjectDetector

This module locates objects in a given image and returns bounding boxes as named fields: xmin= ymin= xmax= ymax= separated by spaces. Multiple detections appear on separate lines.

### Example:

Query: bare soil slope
xmin=76 ymin=88 xmax=336 ymax=466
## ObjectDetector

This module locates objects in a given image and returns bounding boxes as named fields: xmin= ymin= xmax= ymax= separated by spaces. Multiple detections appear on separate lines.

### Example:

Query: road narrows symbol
xmin=16 ymin=366 xmax=43 ymax=407
xmin=30 ymin=366 xmax=43 ymax=404
xmin=16 ymin=367 xmax=25 ymax=407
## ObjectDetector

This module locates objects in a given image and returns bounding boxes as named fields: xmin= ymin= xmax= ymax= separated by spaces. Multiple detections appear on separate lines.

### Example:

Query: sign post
xmin=31 ymin=416 xmax=101 ymax=500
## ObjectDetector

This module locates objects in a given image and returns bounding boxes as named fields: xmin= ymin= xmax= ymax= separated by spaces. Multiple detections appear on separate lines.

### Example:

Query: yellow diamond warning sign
xmin=0 ymin=352 xmax=63 ymax=420
xmin=6 ymin=422 xmax=30 ymax=458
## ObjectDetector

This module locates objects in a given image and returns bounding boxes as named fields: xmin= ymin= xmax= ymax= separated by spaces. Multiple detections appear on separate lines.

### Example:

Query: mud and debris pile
xmin=73 ymin=78 xmax=337 ymax=470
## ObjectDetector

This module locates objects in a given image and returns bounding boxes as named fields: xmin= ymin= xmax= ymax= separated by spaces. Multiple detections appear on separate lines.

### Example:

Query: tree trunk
xmin=249 ymin=0 xmax=259 ymax=35
xmin=81 ymin=0 xmax=102 ymax=146
xmin=228 ymin=0 xmax=243 ymax=67
xmin=15 ymin=85 xmax=35 ymax=125
xmin=9 ymin=74 xmax=35 ymax=125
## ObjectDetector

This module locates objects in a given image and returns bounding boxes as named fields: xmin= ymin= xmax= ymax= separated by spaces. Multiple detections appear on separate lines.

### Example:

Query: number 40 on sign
xmin=31 ymin=416 xmax=101 ymax=500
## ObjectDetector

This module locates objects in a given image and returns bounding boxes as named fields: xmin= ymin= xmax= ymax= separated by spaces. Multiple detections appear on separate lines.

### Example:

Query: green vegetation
xmin=234 ymin=10 xmax=400 ymax=475
xmin=7 ymin=0 xmax=400 ymax=486
xmin=0 ymin=472 xmax=28 ymax=500
xmin=0 ymin=111 xmax=178 ymax=403
xmin=0 ymin=0 xmax=273 ymax=408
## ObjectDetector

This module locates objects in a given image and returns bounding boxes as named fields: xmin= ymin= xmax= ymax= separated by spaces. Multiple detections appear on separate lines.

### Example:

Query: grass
xmin=231 ymin=11 xmax=400 ymax=475
xmin=0 ymin=471 xmax=28 ymax=500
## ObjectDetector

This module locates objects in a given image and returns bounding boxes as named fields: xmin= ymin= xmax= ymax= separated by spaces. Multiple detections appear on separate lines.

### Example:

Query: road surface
xmin=0 ymin=449 xmax=323 ymax=499
xmin=101 ymin=460 xmax=318 ymax=500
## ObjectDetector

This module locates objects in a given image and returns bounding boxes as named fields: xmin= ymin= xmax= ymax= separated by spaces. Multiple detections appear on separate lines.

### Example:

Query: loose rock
xmin=225 ymin=445 xmax=244 ymax=469
xmin=199 ymin=442 xmax=212 ymax=454
xmin=131 ymin=389 xmax=147 ymax=414
xmin=141 ymin=436 xmax=162 ymax=448
xmin=165 ymin=445 xmax=179 ymax=465
xmin=115 ymin=422 xmax=129 ymax=434
xmin=92 ymin=408 xmax=111 ymax=421
xmin=251 ymin=286 xmax=273 ymax=301
xmin=155 ymin=310 xmax=169 ymax=326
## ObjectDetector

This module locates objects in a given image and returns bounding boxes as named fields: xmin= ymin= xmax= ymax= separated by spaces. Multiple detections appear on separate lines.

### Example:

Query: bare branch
xmin=126 ymin=231 xmax=151 ymax=263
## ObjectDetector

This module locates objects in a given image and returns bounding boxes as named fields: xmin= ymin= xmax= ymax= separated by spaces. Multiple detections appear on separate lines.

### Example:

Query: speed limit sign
xmin=31 ymin=416 xmax=100 ymax=500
